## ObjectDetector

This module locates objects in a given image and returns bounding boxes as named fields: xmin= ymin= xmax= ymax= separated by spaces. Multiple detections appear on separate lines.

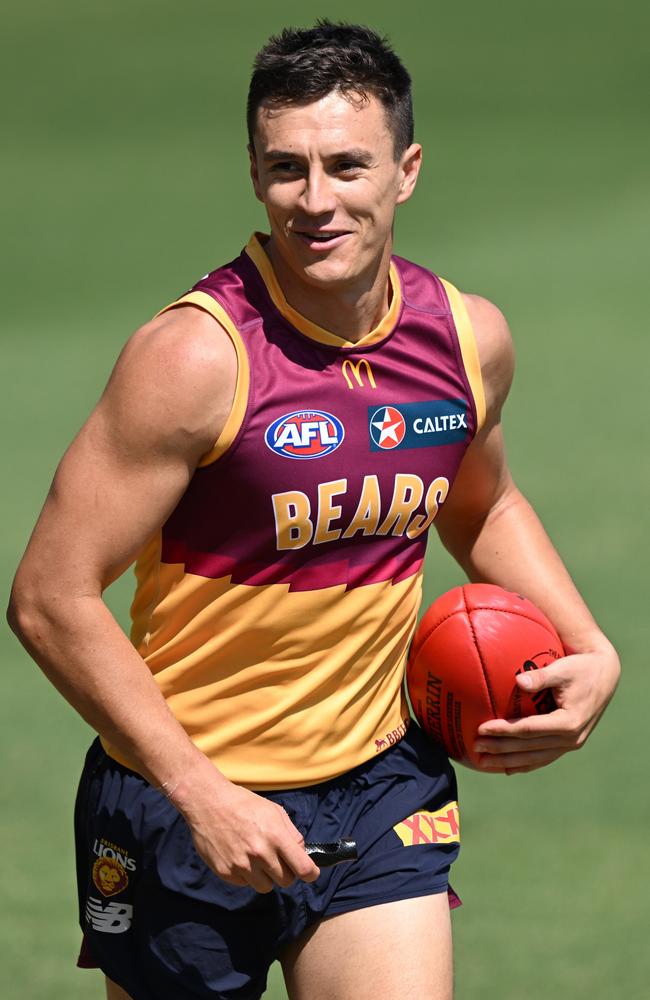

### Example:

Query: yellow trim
xmin=440 ymin=278 xmax=487 ymax=433
xmin=245 ymin=233 xmax=402 ymax=349
xmin=157 ymin=291 xmax=250 ymax=466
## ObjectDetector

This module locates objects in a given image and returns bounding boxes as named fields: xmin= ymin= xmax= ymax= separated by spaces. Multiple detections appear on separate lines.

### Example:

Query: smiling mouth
xmin=293 ymin=230 xmax=351 ymax=248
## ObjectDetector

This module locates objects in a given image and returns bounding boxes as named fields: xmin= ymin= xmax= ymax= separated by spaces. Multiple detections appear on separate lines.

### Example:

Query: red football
xmin=406 ymin=584 xmax=564 ymax=769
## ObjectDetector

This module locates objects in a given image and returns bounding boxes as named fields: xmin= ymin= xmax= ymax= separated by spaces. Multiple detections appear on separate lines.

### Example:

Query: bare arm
xmin=8 ymin=305 xmax=318 ymax=889
xmin=435 ymin=295 xmax=620 ymax=773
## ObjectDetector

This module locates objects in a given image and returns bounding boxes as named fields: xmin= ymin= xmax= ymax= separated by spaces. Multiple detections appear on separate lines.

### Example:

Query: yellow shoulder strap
xmin=439 ymin=278 xmax=486 ymax=433
xmin=156 ymin=291 xmax=250 ymax=466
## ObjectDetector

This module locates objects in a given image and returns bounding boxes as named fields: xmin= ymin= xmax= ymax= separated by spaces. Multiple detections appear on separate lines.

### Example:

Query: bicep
xmin=435 ymin=420 xmax=514 ymax=556
xmin=25 ymin=409 xmax=196 ymax=594
xmin=16 ymin=309 xmax=234 ymax=595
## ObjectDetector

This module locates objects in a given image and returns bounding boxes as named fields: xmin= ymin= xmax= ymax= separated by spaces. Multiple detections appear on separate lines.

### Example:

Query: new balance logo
xmin=85 ymin=896 xmax=133 ymax=934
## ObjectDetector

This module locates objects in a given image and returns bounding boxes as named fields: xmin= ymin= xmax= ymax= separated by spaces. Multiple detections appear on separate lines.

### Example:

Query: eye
xmin=335 ymin=160 xmax=364 ymax=174
xmin=269 ymin=161 xmax=302 ymax=174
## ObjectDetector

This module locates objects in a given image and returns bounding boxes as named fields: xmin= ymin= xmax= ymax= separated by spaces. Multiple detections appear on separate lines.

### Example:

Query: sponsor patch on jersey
xmin=369 ymin=399 xmax=468 ymax=451
xmin=265 ymin=410 xmax=345 ymax=460
xmin=368 ymin=405 xmax=406 ymax=449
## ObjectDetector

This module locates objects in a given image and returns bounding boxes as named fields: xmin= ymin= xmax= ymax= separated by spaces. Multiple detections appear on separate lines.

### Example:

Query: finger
xmin=515 ymin=665 xmax=559 ymax=693
xmin=277 ymin=804 xmax=305 ymax=844
xmin=478 ymin=748 xmax=565 ymax=771
xmin=279 ymin=837 xmax=320 ymax=883
xmin=261 ymin=856 xmax=299 ymax=889
xmin=515 ymin=653 xmax=584 ymax=694
xmin=193 ymin=844 xmax=250 ymax=887
xmin=505 ymin=752 xmax=565 ymax=775
xmin=478 ymin=708 xmax=572 ymax=738
xmin=243 ymin=867 xmax=276 ymax=894
xmin=474 ymin=734 xmax=570 ymax=755
xmin=505 ymin=763 xmax=551 ymax=775
xmin=274 ymin=806 xmax=320 ymax=882
xmin=218 ymin=871 xmax=248 ymax=887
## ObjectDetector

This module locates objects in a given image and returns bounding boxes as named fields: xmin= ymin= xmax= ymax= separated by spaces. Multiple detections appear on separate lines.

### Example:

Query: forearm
xmin=9 ymin=587 xmax=320 ymax=888
xmin=440 ymin=484 xmax=613 ymax=656
xmin=7 ymin=587 xmax=221 ymax=794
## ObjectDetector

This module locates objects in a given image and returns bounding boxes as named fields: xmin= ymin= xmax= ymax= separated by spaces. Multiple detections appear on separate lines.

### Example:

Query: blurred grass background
xmin=1 ymin=1 xmax=648 ymax=997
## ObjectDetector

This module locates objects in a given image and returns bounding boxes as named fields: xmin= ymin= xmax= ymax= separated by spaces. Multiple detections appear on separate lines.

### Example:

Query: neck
xmin=264 ymin=238 xmax=393 ymax=343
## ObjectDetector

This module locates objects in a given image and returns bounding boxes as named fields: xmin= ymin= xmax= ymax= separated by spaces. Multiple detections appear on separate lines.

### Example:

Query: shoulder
xmin=120 ymin=302 xmax=236 ymax=382
xmin=102 ymin=303 xmax=238 ymax=461
xmin=461 ymin=293 xmax=515 ymax=425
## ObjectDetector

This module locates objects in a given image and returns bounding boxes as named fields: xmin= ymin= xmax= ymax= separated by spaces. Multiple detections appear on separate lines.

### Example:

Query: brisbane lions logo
xmin=92 ymin=856 xmax=129 ymax=898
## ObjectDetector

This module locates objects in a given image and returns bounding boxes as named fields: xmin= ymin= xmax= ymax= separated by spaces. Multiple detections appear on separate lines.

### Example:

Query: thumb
xmin=516 ymin=662 xmax=561 ymax=692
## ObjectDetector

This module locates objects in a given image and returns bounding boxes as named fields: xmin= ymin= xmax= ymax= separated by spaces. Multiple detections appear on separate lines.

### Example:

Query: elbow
xmin=6 ymin=575 xmax=57 ymax=653
xmin=6 ymin=591 xmax=21 ymax=638
xmin=7 ymin=582 xmax=40 ymax=647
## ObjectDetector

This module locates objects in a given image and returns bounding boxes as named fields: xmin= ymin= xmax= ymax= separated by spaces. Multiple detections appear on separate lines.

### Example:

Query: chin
xmin=301 ymin=261 xmax=356 ymax=288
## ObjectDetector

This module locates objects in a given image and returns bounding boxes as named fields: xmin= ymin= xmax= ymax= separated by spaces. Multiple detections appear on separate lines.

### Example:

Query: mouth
xmin=292 ymin=229 xmax=351 ymax=251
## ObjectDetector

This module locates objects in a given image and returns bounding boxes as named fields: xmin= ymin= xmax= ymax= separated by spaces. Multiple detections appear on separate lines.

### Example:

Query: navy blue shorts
xmin=75 ymin=724 xmax=460 ymax=1000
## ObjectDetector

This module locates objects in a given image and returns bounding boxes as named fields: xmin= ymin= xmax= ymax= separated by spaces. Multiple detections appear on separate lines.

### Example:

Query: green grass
xmin=1 ymin=1 xmax=648 ymax=997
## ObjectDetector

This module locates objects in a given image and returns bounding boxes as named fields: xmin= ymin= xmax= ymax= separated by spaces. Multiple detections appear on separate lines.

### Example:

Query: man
xmin=8 ymin=21 xmax=619 ymax=1000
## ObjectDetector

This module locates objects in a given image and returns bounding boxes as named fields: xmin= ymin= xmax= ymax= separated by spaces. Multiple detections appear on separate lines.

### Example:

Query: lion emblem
xmin=92 ymin=856 xmax=129 ymax=897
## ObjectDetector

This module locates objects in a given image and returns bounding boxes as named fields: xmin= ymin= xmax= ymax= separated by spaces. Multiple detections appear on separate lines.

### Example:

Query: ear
xmin=396 ymin=143 xmax=423 ymax=205
xmin=248 ymin=143 xmax=264 ymax=203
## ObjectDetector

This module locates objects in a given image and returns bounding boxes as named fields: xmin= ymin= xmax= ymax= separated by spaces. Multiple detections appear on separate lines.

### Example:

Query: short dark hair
xmin=247 ymin=21 xmax=414 ymax=159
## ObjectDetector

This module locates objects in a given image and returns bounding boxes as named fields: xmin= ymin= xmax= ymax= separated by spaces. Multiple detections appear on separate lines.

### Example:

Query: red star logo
xmin=370 ymin=406 xmax=406 ymax=449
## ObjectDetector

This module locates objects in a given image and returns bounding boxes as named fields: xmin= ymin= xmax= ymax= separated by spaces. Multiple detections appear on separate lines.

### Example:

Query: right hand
xmin=172 ymin=774 xmax=320 ymax=893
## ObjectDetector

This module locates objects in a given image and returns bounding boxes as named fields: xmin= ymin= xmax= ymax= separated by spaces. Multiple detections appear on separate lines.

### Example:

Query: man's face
xmin=250 ymin=90 xmax=421 ymax=293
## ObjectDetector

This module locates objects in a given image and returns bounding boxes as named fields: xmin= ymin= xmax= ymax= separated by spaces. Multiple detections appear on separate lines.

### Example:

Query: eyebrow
xmin=263 ymin=148 xmax=375 ymax=166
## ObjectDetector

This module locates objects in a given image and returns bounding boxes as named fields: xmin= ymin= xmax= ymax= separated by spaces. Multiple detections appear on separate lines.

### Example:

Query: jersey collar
xmin=244 ymin=233 xmax=402 ymax=349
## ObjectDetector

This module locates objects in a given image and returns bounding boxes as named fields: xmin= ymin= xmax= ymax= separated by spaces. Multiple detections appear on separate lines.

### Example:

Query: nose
xmin=298 ymin=167 xmax=336 ymax=216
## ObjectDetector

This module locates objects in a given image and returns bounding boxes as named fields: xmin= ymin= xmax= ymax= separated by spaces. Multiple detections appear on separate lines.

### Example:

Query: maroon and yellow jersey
xmin=101 ymin=234 xmax=485 ymax=788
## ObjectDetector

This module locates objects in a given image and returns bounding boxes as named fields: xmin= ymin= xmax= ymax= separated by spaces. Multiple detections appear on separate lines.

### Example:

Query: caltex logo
xmin=265 ymin=410 xmax=345 ymax=460
xmin=368 ymin=399 xmax=469 ymax=452
xmin=369 ymin=406 xmax=406 ymax=449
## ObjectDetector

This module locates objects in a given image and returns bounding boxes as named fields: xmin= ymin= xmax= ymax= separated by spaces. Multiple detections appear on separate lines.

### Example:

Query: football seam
xmin=412 ymin=600 xmax=564 ymax=656
xmin=461 ymin=586 xmax=498 ymax=718
xmin=410 ymin=608 xmax=468 ymax=660
xmin=410 ymin=603 xmax=562 ymax=666
xmin=472 ymin=606 xmax=563 ymax=652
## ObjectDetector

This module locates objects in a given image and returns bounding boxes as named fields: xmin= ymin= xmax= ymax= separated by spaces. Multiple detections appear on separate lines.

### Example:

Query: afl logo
xmin=369 ymin=406 xmax=406 ymax=449
xmin=265 ymin=410 xmax=345 ymax=460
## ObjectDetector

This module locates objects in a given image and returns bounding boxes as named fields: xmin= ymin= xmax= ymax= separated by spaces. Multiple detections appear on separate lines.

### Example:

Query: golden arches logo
xmin=341 ymin=358 xmax=377 ymax=390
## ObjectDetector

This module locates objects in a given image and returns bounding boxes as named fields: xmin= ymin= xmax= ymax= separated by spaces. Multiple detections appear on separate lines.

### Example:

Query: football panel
xmin=408 ymin=612 xmax=495 ymax=766
xmin=462 ymin=584 xmax=563 ymax=638
xmin=409 ymin=585 xmax=467 ymax=663
xmin=469 ymin=609 xmax=563 ymax=718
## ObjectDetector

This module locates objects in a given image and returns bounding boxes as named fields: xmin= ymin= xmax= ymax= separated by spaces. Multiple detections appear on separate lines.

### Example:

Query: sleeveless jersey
xmin=101 ymin=234 xmax=486 ymax=789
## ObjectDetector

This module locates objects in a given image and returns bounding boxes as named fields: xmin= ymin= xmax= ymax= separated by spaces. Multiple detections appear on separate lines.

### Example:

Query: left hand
xmin=473 ymin=643 xmax=620 ymax=774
